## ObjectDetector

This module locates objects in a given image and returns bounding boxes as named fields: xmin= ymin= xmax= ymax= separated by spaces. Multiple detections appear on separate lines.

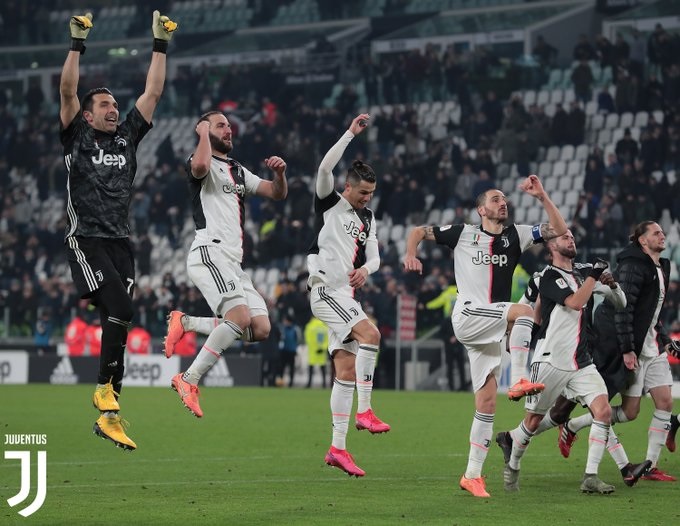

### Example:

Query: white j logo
xmin=5 ymin=450 xmax=47 ymax=517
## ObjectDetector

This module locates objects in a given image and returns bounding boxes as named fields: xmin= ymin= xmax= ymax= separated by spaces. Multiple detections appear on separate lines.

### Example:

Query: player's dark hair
xmin=197 ymin=110 xmax=224 ymax=126
xmin=81 ymin=87 xmax=114 ymax=113
xmin=475 ymin=188 xmax=500 ymax=208
xmin=347 ymin=160 xmax=376 ymax=185
xmin=629 ymin=220 xmax=656 ymax=246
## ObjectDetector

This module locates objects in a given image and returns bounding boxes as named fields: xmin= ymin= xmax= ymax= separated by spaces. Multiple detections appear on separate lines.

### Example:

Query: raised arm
xmin=519 ymin=174 xmax=568 ymax=241
xmin=316 ymin=113 xmax=369 ymax=199
xmin=60 ymin=13 xmax=93 ymax=128
xmin=189 ymin=120 xmax=212 ymax=179
xmin=403 ymin=225 xmax=436 ymax=275
xmin=135 ymin=11 xmax=177 ymax=124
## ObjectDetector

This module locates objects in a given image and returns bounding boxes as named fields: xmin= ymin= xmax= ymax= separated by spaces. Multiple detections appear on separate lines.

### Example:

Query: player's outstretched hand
xmin=518 ymin=174 xmax=546 ymax=199
xmin=349 ymin=114 xmax=370 ymax=136
xmin=152 ymin=10 xmax=178 ymax=41
xmin=403 ymin=255 xmax=423 ymax=275
xmin=70 ymin=13 xmax=93 ymax=40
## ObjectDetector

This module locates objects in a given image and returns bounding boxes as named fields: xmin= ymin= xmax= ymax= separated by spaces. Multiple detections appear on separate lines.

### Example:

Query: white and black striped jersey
xmin=187 ymin=155 xmax=263 ymax=263
xmin=307 ymin=192 xmax=378 ymax=290
xmin=433 ymin=223 xmax=542 ymax=308
xmin=533 ymin=263 xmax=626 ymax=371
xmin=60 ymin=107 xmax=151 ymax=239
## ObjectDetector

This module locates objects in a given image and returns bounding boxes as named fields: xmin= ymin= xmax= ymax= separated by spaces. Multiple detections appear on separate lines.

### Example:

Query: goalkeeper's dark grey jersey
xmin=60 ymin=107 xmax=151 ymax=239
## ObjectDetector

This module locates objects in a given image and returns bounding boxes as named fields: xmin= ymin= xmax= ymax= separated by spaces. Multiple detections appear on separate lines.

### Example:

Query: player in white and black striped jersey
xmin=166 ymin=111 xmax=288 ymax=418
xmin=404 ymin=176 xmax=568 ymax=497
xmin=308 ymin=114 xmax=389 ymax=478
xmin=495 ymin=230 xmax=627 ymax=494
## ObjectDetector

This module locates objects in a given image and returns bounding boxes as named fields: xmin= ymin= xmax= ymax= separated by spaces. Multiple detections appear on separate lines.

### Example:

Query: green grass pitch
xmin=1 ymin=385 xmax=678 ymax=525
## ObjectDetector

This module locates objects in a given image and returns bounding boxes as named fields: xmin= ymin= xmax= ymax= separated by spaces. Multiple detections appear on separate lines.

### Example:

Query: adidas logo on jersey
xmin=204 ymin=357 xmax=234 ymax=387
xmin=50 ymin=357 xmax=79 ymax=384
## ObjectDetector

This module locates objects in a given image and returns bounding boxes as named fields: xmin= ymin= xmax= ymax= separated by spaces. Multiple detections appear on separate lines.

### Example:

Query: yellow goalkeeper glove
xmin=69 ymin=13 xmax=93 ymax=53
xmin=152 ymin=10 xmax=178 ymax=53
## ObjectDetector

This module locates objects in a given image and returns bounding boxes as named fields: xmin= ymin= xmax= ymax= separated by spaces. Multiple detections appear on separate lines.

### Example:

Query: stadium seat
xmin=543 ymin=176 xmax=558 ymax=193
xmin=390 ymin=224 xmax=405 ymax=242
xmin=633 ymin=111 xmax=649 ymax=128
xmin=652 ymin=110 xmax=664 ymax=124
xmin=545 ymin=146 xmax=560 ymax=162
xmin=590 ymin=114 xmax=605 ymax=130
xmin=523 ymin=90 xmax=536 ymax=106
xmin=597 ymin=129 xmax=611 ymax=146
xmin=526 ymin=207 xmax=543 ymax=224
xmin=620 ymin=112 xmax=634 ymax=129
xmin=538 ymin=160 xmax=552 ymax=176
xmin=560 ymin=145 xmax=575 ymax=161
xmin=552 ymin=160 xmax=567 ymax=178
xmin=558 ymin=175 xmax=572 ymax=191
xmin=536 ymin=90 xmax=550 ymax=107
xmin=575 ymin=144 xmax=589 ymax=161
xmin=567 ymin=160 xmax=581 ymax=176
xmin=550 ymin=89 xmax=563 ymax=105
xmin=604 ymin=113 xmax=619 ymax=129
xmin=564 ymin=190 xmax=580 ymax=208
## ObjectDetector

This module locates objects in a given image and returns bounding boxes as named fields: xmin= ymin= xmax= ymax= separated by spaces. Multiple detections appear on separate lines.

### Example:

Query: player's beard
xmin=209 ymin=132 xmax=233 ymax=154
xmin=558 ymin=246 xmax=577 ymax=259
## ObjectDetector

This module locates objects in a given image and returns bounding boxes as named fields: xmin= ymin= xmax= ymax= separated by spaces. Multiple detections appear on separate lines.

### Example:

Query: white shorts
xmin=467 ymin=341 xmax=503 ymax=393
xmin=309 ymin=283 xmax=367 ymax=355
xmin=451 ymin=302 xmax=511 ymax=348
xmin=622 ymin=353 xmax=673 ymax=398
xmin=187 ymin=245 xmax=267 ymax=318
xmin=525 ymin=362 xmax=607 ymax=415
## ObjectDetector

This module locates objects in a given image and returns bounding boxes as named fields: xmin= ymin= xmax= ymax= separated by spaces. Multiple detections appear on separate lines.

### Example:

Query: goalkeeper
xmin=59 ymin=10 xmax=177 ymax=451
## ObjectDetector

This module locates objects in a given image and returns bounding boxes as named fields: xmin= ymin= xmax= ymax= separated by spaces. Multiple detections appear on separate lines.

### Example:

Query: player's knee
xmin=110 ymin=298 xmax=134 ymax=324
xmin=250 ymin=321 xmax=271 ymax=341
xmin=594 ymin=405 xmax=611 ymax=423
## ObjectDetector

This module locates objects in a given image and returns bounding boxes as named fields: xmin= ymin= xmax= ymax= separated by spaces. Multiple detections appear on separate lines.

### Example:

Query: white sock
xmin=611 ymin=405 xmax=629 ymax=424
xmin=508 ymin=316 xmax=533 ymax=385
xmin=330 ymin=378 xmax=355 ymax=450
xmin=585 ymin=420 xmax=609 ymax=474
xmin=182 ymin=315 xmax=219 ymax=335
xmin=184 ymin=321 xmax=242 ymax=384
xmin=508 ymin=421 xmax=534 ymax=470
xmin=465 ymin=411 xmax=494 ymax=479
xmin=568 ymin=412 xmax=593 ymax=433
xmin=646 ymin=409 xmax=671 ymax=467
xmin=606 ymin=426 xmax=629 ymax=470
xmin=355 ymin=344 xmax=378 ymax=413
xmin=534 ymin=413 xmax=558 ymax=436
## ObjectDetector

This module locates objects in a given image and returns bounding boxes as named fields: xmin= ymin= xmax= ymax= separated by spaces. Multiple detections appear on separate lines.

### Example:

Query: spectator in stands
xmin=166 ymin=110 xmax=288 ymax=418
xmin=596 ymin=85 xmax=616 ymax=114
xmin=533 ymin=35 xmax=557 ymax=70
xmin=566 ymin=101 xmax=586 ymax=146
xmin=595 ymin=34 xmax=615 ymax=70
xmin=551 ymin=103 xmax=569 ymax=146
xmin=615 ymin=69 xmax=640 ymax=113
xmin=571 ymin=59 xmax=594 ymax=104
xmin=59 ymin=11 xmax=176 ymax=451
xmin=573 ymin=34 xmax=596 ymax=62
xmin=615 ymin=128 xmax=639 ymax=165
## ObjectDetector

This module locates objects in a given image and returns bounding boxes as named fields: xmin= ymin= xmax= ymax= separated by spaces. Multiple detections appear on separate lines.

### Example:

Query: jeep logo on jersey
xmin=91 ymin=149 xmax=126 ymax=168
xmin=344 ymin=220 xmax=368 ymax=244
xmin=472 ymin=251 xmax=508 ymax=266
xmin=222 ymin=181 xmax=245 ymax=196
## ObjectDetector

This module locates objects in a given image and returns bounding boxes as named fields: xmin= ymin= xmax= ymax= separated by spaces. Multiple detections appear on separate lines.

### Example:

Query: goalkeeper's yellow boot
xmin=93 ymin=414 xmax=137 ymax=451
xmin=93 ymin=382 xmax=120 ymax=412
